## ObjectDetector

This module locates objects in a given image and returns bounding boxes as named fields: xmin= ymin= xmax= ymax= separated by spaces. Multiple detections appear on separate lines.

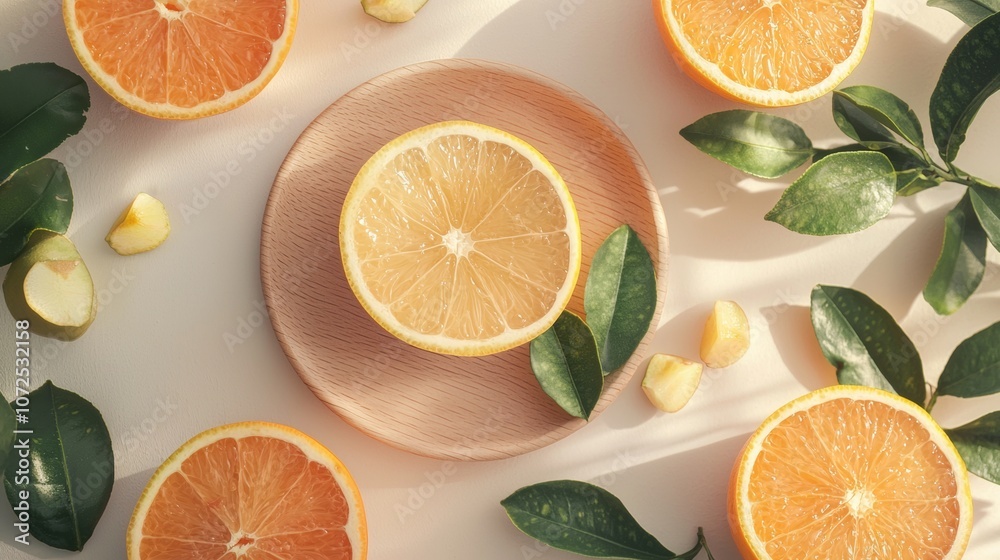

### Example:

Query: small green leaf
xmin=501 ymin=480 xmax=677 ymax=560
xmin=938 ymin=321 xmax=1000 ymax=397
xmin=530 ymin=311 xmax=604 ymax=419
xmin=4 ymin=381 xmax=113 ymax=551
xmin=680 ymin=110 xmax=812 ymax=178
xmin=0 ymin=392 xmax=14 ymax=473
xmin=970 ymin=183 xmax=1000 ymax=251
xmin=929 ymin=0 xmax=1000 ymax=27
xmin=833 ymin=92 xmax=897 ymax=148
xmin=946 ymin=412 xmax=1000 ymax=484
xmin=0 ymin=63 xmax=90 ymax=182
xmin=896 ymin=170 xmax=943 ymax=196
xmin=765 ymin=152 xmax=896 ymax=235
xmin=835 ymin=86 xmax=925 ymax=148
xmin=584 ymin=225 xmax=658 ymax=373
xmin=0 ymin=159 xmax=74 ymax=266
xmin=930 ymin=11 xmax=1000 ymax=162
xmin=923 ymin=191 xmax=987 ymax=315
xmin=810 ymin=285 xmax=926 ymax=405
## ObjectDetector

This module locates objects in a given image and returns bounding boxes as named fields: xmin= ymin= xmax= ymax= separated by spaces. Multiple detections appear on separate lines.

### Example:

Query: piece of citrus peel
xmin=642 ymin=354 xmax=703 ymax=412
xmin=362 ymin=0 xmax=428 ymax=22
xmin=106 ymin=193 xmax=171 ymax=256
xmin=701 ymin=300 xmax=750 ymax=368
xmin=2 ymin=230 xmax=96 ymax=341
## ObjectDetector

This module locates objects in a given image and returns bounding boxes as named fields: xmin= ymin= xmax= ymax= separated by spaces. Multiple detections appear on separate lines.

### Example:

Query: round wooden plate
xmin=261 ymin=59 xmax=668 ymax=461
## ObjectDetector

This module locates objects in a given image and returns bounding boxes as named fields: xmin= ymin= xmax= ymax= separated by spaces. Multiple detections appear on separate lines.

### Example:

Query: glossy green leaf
xmin=938 ymin=321 xmax=1000 ymax=397
xmin=4 ymin=381 xmax=113 ymax=551
xmin=946 ymin=412 xmax=1000 ymax=484
xmin=765 ymin=152 xmax=896 ymax=235
xmin=0 ymin=63 xmax=89 ymax=182
xmin=0 ymin=159 xmax=73 ymax=266
xmin=970 ymin=183 xmax=1000 ymax=251
xmin=680 ymin=110 xmax=812 ymax=178
xmin=930 ymin=11 xmax=1000 ymax=162
xmin=896 ymin=169 xmax=943 ymax=196
xmin=833 ymin=92 xmax=897 ymax=148
xmin=835 ymin=86 xmax=925 ymax=147
xmin=0 ymin=392 xmax=13 ymax=473
xmin=810 ymin=285 xmax=926 ymax=405
xmin=923 ymin=192 xmax=987 ymax=315
xmin=584 ymin=225 xmax=658 ymax=373
xmin=530 ymin=312 xmax=604 ymax=419
xmin=929 ymin=0 xmax=1000 ymax=27
xmin=502 ymin=480 xmax=678 ymax=559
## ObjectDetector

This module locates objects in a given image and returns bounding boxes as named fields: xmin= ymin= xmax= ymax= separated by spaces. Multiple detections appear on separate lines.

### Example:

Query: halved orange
xmin=64 ymin=0 xmax=298 ymax=119
xmin=653 ymin=0 xmax=875 ymax=106
xmin=340 ymin=121 xmax=582 ymax=357
xmin=127 ymin=422 xmax=367 ymax=560
xmin=729 ymin=386 xmax=973 ymax=560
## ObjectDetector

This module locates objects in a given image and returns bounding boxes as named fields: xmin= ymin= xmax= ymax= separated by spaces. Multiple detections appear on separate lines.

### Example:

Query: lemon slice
xmin=340 ymin=121 xmax=582 ymax=356
xmin=361 ymin=0 xmax=428 ymax=23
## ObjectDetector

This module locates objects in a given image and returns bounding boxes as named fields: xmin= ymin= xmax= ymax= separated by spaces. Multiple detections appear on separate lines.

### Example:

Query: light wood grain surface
xmin=260 ymin=59 xmax=668 ymax=461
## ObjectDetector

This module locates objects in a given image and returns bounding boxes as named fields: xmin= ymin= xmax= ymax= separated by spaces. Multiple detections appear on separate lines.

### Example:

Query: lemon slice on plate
xmin=340 ymin=121 xmax=582 ymax=356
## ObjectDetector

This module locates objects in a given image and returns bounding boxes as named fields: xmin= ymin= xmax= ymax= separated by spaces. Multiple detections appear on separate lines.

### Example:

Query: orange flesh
xmin=140 ymin=436 xmax=353 ymax=560
xmin=71 ymin=0 xmax=287 ymax=107
xmin=670 ymin=0 xmax=866 ymax=92
xmin=351 ymin=135 xmax=572 ymax=340
xmin=747 ymin=398 xmax=962 ymax=559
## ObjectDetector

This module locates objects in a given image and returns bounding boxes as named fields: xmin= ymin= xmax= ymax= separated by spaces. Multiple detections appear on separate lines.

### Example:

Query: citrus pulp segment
xmin=653 ymin=0 xmax=875 ymax=106
xmin=63 ymin=0 xmax=298 ymax=119
xmin=729 ymin=385 xmax=973 ymax=560
xmin=127 ymin=422 xmax=367 ymax=560
xmin=340 ymin=121 xmax=582 ymax=357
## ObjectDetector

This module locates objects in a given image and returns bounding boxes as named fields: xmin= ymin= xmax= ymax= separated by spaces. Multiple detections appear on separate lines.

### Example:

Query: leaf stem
xmin=926 ymin=385 xmax=939 ymax=413
xmin=698 ymin=528 xmax=716 ymax=560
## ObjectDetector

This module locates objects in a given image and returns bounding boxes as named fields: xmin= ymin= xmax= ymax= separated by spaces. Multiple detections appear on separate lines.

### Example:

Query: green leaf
xmin=896 ymin=169 xmax=943 ymax=196
xmin=929 ymin=0 xmax=1000 ymax=27
xmin=835 ymin=86 xmax=925 ymax=148
xmin=930 ymin=11 xmax=1000 ymax=162
xmin=938 ymin=321 xmax=1000 ymax=397
xmin=810 ymin=285 xmax=926 ymax=405
xmin=833 ymin=92 xmax=897 ymax=148
xmin=0 ymin=63 xmax=89 ymax=182
xmin=680 ymin=110 xmax=812 ymax=178
xmin=946 ymin=412 xmax=1000 ymax=484
xmin=4 ymin=381 xmax=113 ymax=551
xmin=530 ymin=311 xmax=604 ymax=419
xmin=0 ymin=392 xmax=14 ymax=473
xmin=970 ymin=182 xmax=1000 ymax=251
xmin=584 ymin=225 xmax=658 ymax=373
xmin=765 ymin=152 xmax=896 ymax=235
xmin=923 ymin=191 xmax=987 ymax=315
xmin=501 ymin=480 xmax=678 ymax=560
xmin=0 ymin=159 xmax=73 ymax=267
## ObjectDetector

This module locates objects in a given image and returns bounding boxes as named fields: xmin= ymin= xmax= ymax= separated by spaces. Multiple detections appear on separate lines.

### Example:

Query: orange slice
xmin=653 ymin=0 xmax=875 ymax=106
xmin=340 ymin=121 xmax=582 ymax=357
xmin=127 ymin=422 xmax=367 ymax=560
xmin=728 ymin=385 xmax=973 ymax=560
xmin=63 ymin=0 xmax=298 ymax=119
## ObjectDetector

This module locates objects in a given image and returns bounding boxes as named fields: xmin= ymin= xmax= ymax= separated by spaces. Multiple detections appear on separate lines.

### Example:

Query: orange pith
xmin=128 ymin=422 xmax=367 ymax=560
xmin=653 ymin=0 xmax=874 ymax=106
xmin=64 ymin=0 xmax=298 ymax=119
xmin=729 ymin=386 xmax=972 ymax=560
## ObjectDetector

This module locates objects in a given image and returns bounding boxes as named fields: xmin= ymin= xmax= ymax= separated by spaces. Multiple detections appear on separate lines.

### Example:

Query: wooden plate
xmin=261 ymin=59 xmax=668 ymax=461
